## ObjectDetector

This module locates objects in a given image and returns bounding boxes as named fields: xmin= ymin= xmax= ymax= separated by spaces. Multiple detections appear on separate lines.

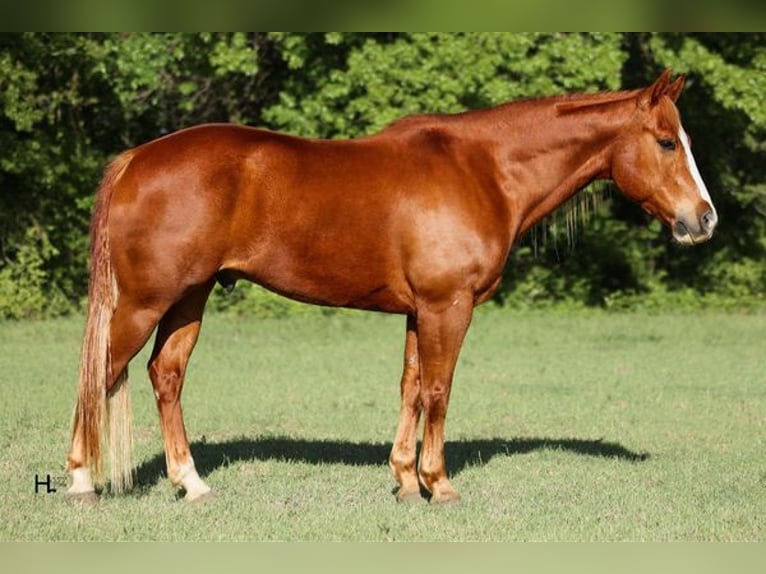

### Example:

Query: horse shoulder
xmin=378 ymin=126 xmax=511 ymax=303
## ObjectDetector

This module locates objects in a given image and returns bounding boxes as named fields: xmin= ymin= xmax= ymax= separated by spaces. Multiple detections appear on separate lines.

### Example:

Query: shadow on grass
xmin=135 ymin=436 xmax=648 ymax=488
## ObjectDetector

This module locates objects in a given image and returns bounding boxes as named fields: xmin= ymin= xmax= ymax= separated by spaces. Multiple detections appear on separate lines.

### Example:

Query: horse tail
xmin=72 ymin=150 xmax=134 ymax=492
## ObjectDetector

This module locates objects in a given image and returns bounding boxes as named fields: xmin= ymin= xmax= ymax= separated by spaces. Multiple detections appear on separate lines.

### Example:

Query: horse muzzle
xmin=672 ymin=208 xmax=717 ymax=245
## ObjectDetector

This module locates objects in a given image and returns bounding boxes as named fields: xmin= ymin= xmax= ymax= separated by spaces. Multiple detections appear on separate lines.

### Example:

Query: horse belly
xmin=233 ymin=244 xmax=414 ymax=313
xmin=221 ymin=190 xmax=413 ymax=313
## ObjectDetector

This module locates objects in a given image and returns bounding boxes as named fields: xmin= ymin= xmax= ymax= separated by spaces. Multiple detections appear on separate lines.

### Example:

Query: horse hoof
xmin=429 ymin=490 xmax=461 ymax=505
xmin=66 ymin=491 xmax=99 ymax=507
xmin=395 ymin=487 xmax=423 ymax=503
xmin=186 ymin=489 xmax=219 ymax=504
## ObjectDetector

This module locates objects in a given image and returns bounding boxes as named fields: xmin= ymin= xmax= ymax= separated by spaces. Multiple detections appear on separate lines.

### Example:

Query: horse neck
xmin=474 ymin=92 xmax=639 ymax=236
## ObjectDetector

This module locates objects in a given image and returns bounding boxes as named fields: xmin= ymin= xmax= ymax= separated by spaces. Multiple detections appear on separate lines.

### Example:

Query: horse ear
xmin=665 ymin=74 xmax=685 ymax=103
xmin=639 ymin=68 xmax=673 ymax=109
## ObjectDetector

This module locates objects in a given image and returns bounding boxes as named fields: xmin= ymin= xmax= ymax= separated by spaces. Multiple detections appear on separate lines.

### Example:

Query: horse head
xmin=611 ymin=69 xmax=717 ymax=245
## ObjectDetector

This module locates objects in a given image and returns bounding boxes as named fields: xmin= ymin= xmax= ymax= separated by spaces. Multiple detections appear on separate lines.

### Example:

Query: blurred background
xmin=0 ymin=32 xmax=763 ymax=319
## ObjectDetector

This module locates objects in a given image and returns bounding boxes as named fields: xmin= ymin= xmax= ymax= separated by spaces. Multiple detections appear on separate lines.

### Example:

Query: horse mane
xmin=382 ymin=89 xmax=643 ymax=134
xmin=553 ymin=89 xmax=641 ymax=115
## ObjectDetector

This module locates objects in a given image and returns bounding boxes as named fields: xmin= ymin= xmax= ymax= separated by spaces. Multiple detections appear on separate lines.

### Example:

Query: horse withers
xmin=66 ymin=69 xmax=716 ymax=505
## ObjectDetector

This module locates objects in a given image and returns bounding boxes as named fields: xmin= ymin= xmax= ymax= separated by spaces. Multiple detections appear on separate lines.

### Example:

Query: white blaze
xmin=679 ymin=128 xmax=716 ymax=215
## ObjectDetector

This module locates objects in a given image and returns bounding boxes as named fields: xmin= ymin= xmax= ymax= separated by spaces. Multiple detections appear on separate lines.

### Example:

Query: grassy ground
xmin=1 ymin=308 xmax=764 ymax=541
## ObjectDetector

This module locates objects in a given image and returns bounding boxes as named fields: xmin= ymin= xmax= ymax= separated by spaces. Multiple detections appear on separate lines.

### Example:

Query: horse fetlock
xmin=418 ymin=465 xmax=442 ymax=489
xmin=390 ymin=463 xmax=420 ymax=498
xmin=422 ymin=476 xmax=460 ymax=504
xmin=389 ymin=447 xmax=415 ymax=472
xmin=417 ymin=462 xmax=460 ymax=503
xmin=173 ymin=458 xmax=212 ymax=501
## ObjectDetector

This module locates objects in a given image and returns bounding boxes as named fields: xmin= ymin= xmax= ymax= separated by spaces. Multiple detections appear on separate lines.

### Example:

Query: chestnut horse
xmin=67 ymin=70 xmax=716 ymax=504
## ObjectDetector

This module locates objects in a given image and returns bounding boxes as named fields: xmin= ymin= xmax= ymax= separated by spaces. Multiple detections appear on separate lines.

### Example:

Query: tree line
xmin=0 ymin=33 xmax=763 ymax=318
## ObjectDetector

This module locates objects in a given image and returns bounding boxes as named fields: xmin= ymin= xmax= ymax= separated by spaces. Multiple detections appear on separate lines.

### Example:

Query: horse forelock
xmin=650 ymin=96 xmax=683 ymax=133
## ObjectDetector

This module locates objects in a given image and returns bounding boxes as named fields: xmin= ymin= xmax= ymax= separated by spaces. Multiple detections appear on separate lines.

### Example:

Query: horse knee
xmin=421 ymin=383 xmax=450 ymax=411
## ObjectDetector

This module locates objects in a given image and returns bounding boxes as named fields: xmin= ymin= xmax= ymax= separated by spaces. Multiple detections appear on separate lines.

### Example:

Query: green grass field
xmin=1 ymin=308 xmax=764 ymax=541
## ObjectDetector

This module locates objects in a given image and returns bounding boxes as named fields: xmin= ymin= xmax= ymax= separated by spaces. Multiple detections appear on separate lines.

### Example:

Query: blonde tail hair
xmin=71 ymin=150 xmax=134 ymax=492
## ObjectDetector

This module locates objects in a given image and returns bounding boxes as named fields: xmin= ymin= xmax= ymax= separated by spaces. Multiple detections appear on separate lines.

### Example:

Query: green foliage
xmin=264 ymin=33 xmax=625 ymax=138
xmin=0 ymin=226 xmax=70 ymax=318
xmin=0 ymin=33 xmax=763 ymax=319
xmin=0 ymin=34 xmax=105 ymax=318
xmin=208 ymin=282 xmax=343 ymax=319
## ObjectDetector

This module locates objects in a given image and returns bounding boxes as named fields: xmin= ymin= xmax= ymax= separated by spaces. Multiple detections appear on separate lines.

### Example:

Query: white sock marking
xmin=177 ymin=458 xmax=211 ymax=500
xmin=68 ymin=467 xmax=95 ymax=494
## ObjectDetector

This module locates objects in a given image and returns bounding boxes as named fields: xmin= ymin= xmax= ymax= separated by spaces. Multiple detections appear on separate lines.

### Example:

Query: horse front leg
xmin=415 ymin=294 xmax=473 ymax=504
xmin=389 ymin=315 xmax=422 ymax=502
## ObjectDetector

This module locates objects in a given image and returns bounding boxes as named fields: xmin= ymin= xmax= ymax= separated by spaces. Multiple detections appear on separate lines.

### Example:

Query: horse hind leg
xmin=67 ymin=296 xmax=164 ymax=503
xmin=147 ymin=280 xmax=215 ymax=502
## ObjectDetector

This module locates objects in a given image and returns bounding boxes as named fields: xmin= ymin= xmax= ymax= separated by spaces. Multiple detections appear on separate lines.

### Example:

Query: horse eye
xmin=658 ymin=138 xmax=676 ymax=151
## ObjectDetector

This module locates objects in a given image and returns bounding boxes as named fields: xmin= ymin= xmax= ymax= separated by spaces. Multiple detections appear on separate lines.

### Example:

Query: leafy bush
xmin=0 ymin=226 xmax=72 ymax=319
xmin=0 ymin=33 xmax=763 ymax=319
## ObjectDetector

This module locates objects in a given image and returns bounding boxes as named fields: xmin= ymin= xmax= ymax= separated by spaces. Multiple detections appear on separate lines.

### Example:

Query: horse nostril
xmin=673 ymin=220 xmax=689 ymax=238
xmin=700 ymin=210 xmax=717 ymax=232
